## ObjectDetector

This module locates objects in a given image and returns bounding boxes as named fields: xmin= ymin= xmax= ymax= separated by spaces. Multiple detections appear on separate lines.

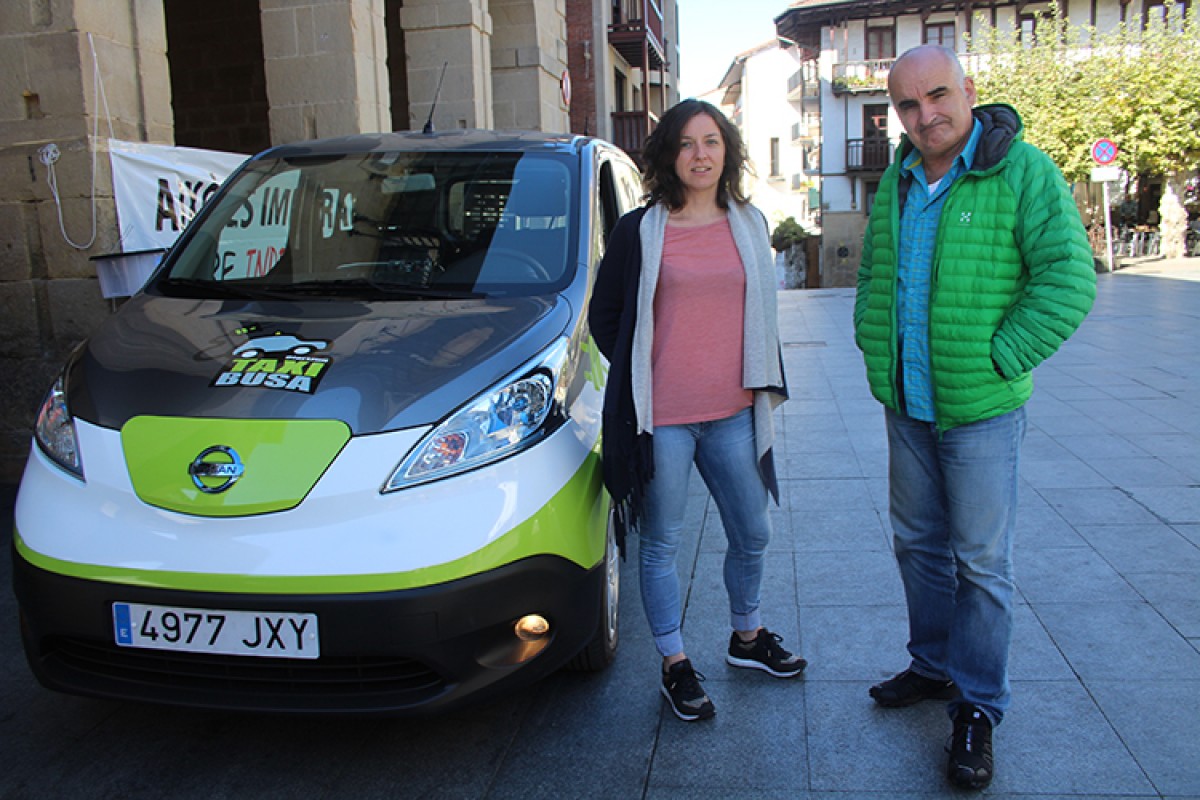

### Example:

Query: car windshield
xmin=152 ymin=149 xmax=579 ymax=300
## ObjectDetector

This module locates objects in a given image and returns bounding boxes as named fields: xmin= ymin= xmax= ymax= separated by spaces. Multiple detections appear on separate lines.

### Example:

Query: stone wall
xmin=401 ymin=0 xmax=494 ymax=130
xmin=490 ymin=0 xmax=569 ymax=132
xmin=819 ymin=211 xmax=866 ymax=288
xmin=0 ymin=1 xmax=171 ymax=482
xmin=262 ymin=0 xmax=392 ymax=141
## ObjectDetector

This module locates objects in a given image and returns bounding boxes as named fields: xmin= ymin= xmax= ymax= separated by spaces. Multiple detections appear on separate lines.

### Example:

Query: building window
xmin=801 ymin=144 xmax=820 ymax=172
xmin=1018 ymin=14 xmax=1037 ymax=46
xmin=923 ymin=22 xmax=956 ymax=48
xmin=866 ymin=27 xmax=895 ymax=61
xmin=864 ymin=104 xmax=888 ymax=139
xmin=859 ymin=105 xmax=891 ymax=172
xmin=865 ymin=180 xmax=880 ymax=215
xmin=770 ymin=137 xmax=781 ymax=178
xmin=1144 ymin=0 xmax=1190 ymax=27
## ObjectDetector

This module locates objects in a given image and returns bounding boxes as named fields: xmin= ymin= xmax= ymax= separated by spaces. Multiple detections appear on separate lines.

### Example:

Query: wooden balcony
xmin=609 ymin=0 xmax=666 ymax=69
xmin=611 ymin=109 xmax=658 ymax=165
xmin=846 ymin=138 xmax=893 ymax=172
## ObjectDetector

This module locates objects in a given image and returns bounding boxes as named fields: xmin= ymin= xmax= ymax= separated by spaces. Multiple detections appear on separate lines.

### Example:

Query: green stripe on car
xmin=15 ymin=453 xmax=607 ymax=593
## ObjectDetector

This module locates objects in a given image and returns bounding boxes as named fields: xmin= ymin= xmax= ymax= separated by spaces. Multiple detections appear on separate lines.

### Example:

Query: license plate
xmin=113 ymin=602 xmax=319 ymax=659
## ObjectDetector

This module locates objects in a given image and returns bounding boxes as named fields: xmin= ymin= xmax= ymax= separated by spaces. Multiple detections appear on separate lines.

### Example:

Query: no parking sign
xmin=1091 ymin=138 xmax=1120 ymax=273
xmin=1092 ymin=138 xmax=1119 ymax=165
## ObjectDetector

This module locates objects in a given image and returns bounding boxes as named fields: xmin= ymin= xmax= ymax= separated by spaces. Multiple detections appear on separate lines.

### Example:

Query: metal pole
xmin=1102 ymin=180 xmax=1115 ymax=273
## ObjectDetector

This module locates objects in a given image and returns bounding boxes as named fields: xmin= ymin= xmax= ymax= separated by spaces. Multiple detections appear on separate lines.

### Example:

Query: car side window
xmin=596 ymin=155 xmax=642 ymax=247
xmin=613 ymin=160 xmax=642 ymax=215
xmin=596 ymin=160 xmax=624 ymax=265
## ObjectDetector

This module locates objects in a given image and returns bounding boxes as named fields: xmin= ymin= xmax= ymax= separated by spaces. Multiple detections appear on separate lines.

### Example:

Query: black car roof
xmin=258 ymin=129 xmax=601 ymax=160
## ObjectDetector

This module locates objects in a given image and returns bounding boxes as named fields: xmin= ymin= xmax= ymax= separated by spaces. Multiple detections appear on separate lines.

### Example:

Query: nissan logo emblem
xmin=189 ymin=446 xmax=244 ymax=494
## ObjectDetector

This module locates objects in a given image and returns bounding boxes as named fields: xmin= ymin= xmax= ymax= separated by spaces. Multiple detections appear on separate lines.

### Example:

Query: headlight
xmin=384 ymin=339 xmax=569 ymax=492
xmin=34 ymin=374 xmax=84 ymax=479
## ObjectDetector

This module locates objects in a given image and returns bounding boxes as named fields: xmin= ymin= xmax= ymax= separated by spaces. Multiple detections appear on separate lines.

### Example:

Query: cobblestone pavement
xmin=2 ymin=262 xmax=1198 ymax=798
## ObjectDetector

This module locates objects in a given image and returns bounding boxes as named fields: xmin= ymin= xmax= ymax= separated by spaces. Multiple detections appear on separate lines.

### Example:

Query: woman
xmin=588 ymin=99 xmax=804 ymax=722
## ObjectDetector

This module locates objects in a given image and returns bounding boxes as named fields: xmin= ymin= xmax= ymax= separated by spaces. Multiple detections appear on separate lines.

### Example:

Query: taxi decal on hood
xmin=211 ymin=331 xmax=333 ymax=394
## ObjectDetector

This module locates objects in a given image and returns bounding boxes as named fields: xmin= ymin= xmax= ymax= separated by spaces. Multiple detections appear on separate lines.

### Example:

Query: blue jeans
xmin=639 ymin=408 xmax=770 ymax=658
xmin=885 ymin=406 xmax=1026 ymax=725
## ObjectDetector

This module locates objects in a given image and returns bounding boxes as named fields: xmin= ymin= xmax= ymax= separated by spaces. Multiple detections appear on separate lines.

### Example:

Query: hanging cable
xmin=42 ymin=32 xmax=116 ymax=250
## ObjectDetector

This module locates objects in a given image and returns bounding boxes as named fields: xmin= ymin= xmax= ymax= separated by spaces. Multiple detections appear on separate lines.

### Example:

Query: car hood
xmin=66 ymin=294 xmax=571 ymax=435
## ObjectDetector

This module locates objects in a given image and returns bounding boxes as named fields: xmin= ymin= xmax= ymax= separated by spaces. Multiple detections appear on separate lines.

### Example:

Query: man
xmin=854 ymin=45 xmax=1096 ymax=789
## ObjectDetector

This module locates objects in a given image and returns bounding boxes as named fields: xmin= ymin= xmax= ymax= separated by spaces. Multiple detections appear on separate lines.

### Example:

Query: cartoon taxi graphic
xmin=232 ymin=334 xmax=329 ymax=359
xmin=12 ymin=130 xmax=642 ymax=714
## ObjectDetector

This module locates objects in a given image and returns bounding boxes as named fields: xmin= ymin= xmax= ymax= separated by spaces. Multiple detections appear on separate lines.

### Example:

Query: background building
xmin=570 ymin=0 xmax=680 ymax=163
xmin=715 ymin=40 xmax=820 ymax=235
xmin=774 ymin=0 xmax=1156 ymax=288
xmin=0 ymin=0 xmax=678 ymax=482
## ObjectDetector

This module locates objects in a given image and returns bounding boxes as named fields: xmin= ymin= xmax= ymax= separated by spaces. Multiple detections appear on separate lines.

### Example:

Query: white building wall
xmin=738 ymin=44 xmax=810 ymax=229
xmin=895 ymin=16 xmax=924 ymax=52
xmin=816 ymin=41 xmax=849 ymax=206
xmin=1093 ymin=1 xmax=1125 ymax=31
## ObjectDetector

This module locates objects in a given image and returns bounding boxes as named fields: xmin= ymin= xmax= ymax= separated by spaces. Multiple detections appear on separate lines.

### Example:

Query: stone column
xmin=0 ymin=0 xmax=172 ymax=481
xmin=400 ymin=0 xmax=493 ymax=131
xmin=490 ymin=0 xmax=569 ymax=133
xmin=260 ymin=0 xmax=391 ymax=142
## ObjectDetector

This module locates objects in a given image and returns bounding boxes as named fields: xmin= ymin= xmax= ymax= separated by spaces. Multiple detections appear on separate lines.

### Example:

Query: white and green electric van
xmin=12 ymin=130 xmax=645 ymax=714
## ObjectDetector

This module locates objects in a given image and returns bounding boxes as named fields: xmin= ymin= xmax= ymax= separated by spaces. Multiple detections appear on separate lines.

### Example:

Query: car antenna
xmin=422 ymin=62 xmax=448 ymax=134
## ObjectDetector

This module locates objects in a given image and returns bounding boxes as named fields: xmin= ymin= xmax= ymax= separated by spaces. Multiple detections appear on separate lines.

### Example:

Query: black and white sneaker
xmin=661 ymin=659 xmax=715 ymax=721
xmin=726 ymin=628 xmax=807 ymax=678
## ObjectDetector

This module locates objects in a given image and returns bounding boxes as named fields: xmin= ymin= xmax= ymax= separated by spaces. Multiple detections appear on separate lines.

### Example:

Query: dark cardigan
xmin=588 ymin=205 xmax=787 ymax=552
xmin=588 ymin=207 xmax=652 ymax=553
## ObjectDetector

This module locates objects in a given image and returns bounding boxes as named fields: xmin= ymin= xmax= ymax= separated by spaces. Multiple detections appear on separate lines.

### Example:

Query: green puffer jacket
xmin=854 ymin=103 xmax=1096 ymax=430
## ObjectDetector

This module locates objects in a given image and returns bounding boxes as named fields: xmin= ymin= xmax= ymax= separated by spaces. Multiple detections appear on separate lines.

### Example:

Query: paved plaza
xmin=2 ymin=259 xmax=1198 ymax=798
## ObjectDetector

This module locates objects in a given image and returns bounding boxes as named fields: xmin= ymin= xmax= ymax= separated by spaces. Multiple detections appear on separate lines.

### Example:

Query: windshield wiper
xmin=157 ymin=277 xmax=300 ymax=302
xmin=287 ymin=279 xmax=485 ymax=300
xmin=158 ymin=276 xmax=484 ymax=301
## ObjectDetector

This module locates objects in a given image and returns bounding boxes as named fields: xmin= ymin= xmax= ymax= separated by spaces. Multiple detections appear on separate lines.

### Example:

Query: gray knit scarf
xmin=630 ymin=200 xmax=786 ymax=465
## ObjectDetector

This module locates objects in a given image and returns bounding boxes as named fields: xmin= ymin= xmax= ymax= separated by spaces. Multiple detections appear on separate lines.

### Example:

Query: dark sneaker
xmin=946 ymin=704 xmax=994 ymax=790
xmin=661 ymin=659 xmax=715 ymax=721
xmin=869 ymin=668 xmax=958 ymax=707
xmin=726 ymin=628 xmax=807 ymax=678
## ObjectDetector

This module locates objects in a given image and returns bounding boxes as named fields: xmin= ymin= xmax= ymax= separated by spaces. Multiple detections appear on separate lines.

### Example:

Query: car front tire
xmin=564 ymin=506 xmax=619 ymax=672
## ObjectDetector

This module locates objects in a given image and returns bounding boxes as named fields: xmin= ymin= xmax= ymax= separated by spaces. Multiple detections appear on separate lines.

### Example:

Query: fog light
xmin=514 ymin=614 xmax=550 ymax=642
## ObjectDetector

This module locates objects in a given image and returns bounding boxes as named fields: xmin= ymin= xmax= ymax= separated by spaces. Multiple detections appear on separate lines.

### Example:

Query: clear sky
xmin=677 ymin=0 xmax=792 ymax=98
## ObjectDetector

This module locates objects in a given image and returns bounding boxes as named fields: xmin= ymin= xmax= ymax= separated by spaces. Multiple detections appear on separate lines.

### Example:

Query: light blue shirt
xmin=895 ymin=119 xmax=983 ymax=422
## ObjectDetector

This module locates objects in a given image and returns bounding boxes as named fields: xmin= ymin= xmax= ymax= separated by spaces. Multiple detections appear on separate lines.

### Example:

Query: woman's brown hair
xmin=641 ymin=99 xmax=750 ymax=210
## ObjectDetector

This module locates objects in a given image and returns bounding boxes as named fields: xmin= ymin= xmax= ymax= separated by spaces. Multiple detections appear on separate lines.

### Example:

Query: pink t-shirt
xmin=652 ymin=218 xmax=753 ymax=426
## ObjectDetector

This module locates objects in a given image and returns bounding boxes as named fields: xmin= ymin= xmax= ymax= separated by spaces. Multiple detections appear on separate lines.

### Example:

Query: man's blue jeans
xmin=639 ymin=408 xmax=770 ymax=658
xmin=885 ymin=406 xmax=1027 ymax=725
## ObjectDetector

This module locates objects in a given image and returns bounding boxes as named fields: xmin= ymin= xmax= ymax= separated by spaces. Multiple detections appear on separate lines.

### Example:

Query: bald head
xmin=888 ymin=45 xmax=968 ymax=97
xmin=886 ymin=44 xmax=978 ymax=182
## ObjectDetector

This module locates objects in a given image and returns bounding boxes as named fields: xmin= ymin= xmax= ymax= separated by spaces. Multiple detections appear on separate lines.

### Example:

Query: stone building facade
xmin=0 ymin=0 xmax=677 ymax=482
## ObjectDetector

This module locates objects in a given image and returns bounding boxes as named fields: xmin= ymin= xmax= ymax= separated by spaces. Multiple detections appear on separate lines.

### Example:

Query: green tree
xmin=771 ymin=216 xmax=812 ymax=289
xmin=968 ymin=2 xmax=1200 ymax=258
xmin=770 ymin=216 xmax=811 ymax=253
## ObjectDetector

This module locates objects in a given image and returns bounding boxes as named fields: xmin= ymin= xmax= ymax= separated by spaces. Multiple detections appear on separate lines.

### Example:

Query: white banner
xmin=109 ymin=139 xmax=248 ymax=252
